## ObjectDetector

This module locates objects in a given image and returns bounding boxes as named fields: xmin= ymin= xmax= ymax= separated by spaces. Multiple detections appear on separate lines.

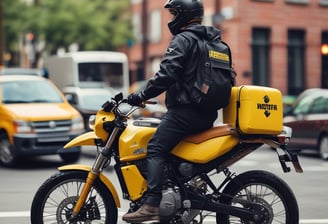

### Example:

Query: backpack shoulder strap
xmin=179 ymin=30 xmax=207 ymax=69
xmin=180 ymin=30 xmax=208 ymax=62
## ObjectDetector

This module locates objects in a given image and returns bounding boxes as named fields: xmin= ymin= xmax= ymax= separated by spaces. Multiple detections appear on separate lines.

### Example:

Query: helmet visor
xmin=168 ymin=8 xmax=178 ymax=19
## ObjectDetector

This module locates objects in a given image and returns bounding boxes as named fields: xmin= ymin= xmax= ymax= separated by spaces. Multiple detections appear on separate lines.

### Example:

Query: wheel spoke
xmin=222 ymin=182 xmax=289 ymax=223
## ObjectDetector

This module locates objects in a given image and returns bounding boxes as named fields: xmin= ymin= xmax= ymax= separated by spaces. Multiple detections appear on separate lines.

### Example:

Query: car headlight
xmin=14 ymin=120 xmax=33 ymax=133
xmin=71 ymin=116 xmax=84 ymax=131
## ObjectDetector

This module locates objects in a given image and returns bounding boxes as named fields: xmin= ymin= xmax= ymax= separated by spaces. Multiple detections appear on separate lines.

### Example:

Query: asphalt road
xmin=0 ymin=145 xmax=328 ymax=224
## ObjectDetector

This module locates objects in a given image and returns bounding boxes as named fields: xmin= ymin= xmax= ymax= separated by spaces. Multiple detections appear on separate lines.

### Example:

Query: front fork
xmin=72 ymin=171 xmax=98 ymax=216
xmin=71 ymin=127 xmax=121 ymax=217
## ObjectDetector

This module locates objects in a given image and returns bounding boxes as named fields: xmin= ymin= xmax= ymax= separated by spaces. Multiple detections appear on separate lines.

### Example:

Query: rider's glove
xmin=127 ymin=92 xmax=144 ymax=106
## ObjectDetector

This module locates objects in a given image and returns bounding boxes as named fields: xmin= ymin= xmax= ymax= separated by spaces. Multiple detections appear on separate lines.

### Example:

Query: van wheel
xmin=0 ymin=133 xmax=17 ymax=167
xmin=319 ymin=134 xmax=328 ymax=160
xmin=60 ymin=151 xmax=81 ymax=163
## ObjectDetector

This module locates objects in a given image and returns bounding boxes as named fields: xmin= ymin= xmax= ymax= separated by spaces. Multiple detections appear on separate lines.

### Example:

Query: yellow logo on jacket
xmin=209 ymin=50 xmax=229 ymax=62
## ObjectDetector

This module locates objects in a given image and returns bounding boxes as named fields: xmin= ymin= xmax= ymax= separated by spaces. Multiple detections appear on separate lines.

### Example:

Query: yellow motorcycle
xmin=31 ymin=85 xmax=303 ymax=224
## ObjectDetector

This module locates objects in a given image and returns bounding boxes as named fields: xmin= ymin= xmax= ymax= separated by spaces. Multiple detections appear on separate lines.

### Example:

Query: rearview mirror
xmin=114 ymin=92 xmax=123 ymax=102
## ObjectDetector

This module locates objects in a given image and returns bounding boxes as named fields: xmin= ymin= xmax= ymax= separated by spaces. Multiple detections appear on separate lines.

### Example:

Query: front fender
xmin=58 ymin=164 xmax=121 ymax=208
xmin=64 ymin=132 xmax=99 ymax=148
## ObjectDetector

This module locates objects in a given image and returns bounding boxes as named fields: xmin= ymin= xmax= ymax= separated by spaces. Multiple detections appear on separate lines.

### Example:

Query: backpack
xmin=182 ymin=30 xmax=236 ymax=111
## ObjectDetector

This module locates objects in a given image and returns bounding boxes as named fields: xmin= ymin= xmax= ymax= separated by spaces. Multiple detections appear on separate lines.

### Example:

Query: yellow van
xmin=0 ymin=75 xmax=84 ymax=166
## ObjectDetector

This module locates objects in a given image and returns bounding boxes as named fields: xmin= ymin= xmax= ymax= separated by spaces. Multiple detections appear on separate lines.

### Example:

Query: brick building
xmin=128 ymin=0 xmax=328 ymax=95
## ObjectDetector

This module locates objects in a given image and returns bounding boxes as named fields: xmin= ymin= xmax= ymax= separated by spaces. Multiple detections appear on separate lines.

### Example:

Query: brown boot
xmin=122 ymin=204 xmax=160 ymax=223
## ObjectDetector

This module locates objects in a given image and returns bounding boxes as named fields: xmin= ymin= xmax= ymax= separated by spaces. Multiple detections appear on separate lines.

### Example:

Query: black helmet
xmin=164 ymin=0 xmax=204 ymax=35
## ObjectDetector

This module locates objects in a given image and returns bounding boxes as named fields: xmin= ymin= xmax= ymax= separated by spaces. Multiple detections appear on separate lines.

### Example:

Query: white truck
xmin=43 ymin=51 xmax=130 ymax=96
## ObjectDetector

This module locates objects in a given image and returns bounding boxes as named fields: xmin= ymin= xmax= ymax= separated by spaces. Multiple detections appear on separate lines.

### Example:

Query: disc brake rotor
xmin=56 ymin=196 xmax=78 ymax=223
xmin=56 ymin=195 xmax=101 ymax=223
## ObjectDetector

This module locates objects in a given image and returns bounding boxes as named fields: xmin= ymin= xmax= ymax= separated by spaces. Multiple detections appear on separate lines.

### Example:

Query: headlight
xmin=71 ymin=116 xmax=84 ymax=131
xmin=14 ymin=120 xmax=33 ymax=133
xmin=88 ymin=115 xmax=96 ymax=130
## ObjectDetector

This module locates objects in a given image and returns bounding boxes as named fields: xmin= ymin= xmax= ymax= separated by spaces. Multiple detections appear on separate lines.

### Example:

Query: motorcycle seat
xmin=183 ymin=124 xmax=236 ymax=144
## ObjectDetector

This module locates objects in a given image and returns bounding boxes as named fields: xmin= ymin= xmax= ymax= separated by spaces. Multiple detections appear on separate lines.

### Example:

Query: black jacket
xmin=141 ymin=24 xmax=222 ymax=109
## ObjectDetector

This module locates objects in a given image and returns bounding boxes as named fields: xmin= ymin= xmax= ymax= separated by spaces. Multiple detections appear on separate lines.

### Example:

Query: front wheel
xmin=31 ymin=171 xmax=118 ymax=224
xmin=319 ymin=134 xmax=328 ymax=160
xmin=0 ymin=132 xmax=18 ymax=167
xmin=217 ymin=170 xmax=299 ymax=224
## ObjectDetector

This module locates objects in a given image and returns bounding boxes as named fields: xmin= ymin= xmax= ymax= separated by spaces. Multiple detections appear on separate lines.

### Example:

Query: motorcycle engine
xmin=159 ymin=176 xmax=206 ymax=223
xmin=159 ymin=188 xmax=182 ymax=221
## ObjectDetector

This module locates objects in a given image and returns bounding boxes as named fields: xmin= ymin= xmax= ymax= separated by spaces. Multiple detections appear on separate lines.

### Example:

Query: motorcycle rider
xmin=123 ymin=0 xmax=230 ymax=222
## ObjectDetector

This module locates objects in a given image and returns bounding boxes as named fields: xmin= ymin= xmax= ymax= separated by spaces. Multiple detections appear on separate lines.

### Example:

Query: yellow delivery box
xmin=223 ymin=85 xmax=283 ymax=135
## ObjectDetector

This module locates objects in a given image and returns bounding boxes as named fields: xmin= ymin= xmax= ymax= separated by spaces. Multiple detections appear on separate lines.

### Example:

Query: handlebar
xmin=119 ymin=98 xmax=157 ymax=106
xmin=124 ymin=100 xmax=158 ymax=117
xmin=103 ymin=93 xmax=160 ymax=118
xmin=139 ymin=100 xmax=157 ymax=108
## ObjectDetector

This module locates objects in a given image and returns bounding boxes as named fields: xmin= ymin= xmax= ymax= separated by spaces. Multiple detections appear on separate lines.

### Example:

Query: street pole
xmin=0 ymin=0 xmax=3 ymax=68
xmin=142 ymin=0 xmax=148 ymax=79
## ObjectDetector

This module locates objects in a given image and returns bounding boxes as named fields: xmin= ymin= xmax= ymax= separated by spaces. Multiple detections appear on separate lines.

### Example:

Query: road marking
xmin=300 ymin=220 xmax=328 ymax=224
xmin=0 ymin=211 xmax=29 ymax=217
xmin=302 ymin=166 xmax=328 ymax=172
xmin=1 ymin=211 xmax=328 ymax=223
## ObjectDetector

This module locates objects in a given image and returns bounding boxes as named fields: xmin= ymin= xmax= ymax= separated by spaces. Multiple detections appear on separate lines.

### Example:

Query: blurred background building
xmin=127 ymin=0 xmax=328 ymax=96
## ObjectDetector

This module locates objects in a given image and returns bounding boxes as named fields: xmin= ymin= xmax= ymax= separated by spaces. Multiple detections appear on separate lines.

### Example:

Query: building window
xmin=287 ymin=29 xmax=305 ymax=95
xmin=285 ymin=0 xmax=309 ymax=4
xmin=321 ymin=31 xmax=328 ymax=88
xmin=148 ymin=9 xmax=161 ymax=43
xmin=203 ymin=11 xmax=214 ymax=26
xmin=319 ymin=0 xmax=328 ymax=6
xmin=131 ymin=0 xmax=142 ymax=4
xmin=251 ymin=28 xmax=270 ymax=86
xmin=132 ymin=13 xmax=142 ymax=44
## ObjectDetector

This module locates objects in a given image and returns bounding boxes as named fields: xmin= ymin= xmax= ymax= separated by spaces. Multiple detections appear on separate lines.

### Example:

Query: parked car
xmin=62 ymin=86 xmax=121 ymax=131
xmin=283 ymin=88 xmax=328 ymax=160
xmin=129 ymin=80 xmax=167 ymax=119
xmin=283 ymin=95 xmax=297 ymax=115
xmin=0 ymin=67 xmax=47 ymax=77
xmin=0 ymin=75 xmax=84 ymax=166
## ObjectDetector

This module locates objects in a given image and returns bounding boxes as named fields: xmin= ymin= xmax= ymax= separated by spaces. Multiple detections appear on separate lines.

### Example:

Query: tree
xmin=38 ymin=0 xmax=133 ymax=53
xmin=3 ymin=0 xmax=133 ymax=65
xmin=3 ymin=0 xmax=30 ymax=50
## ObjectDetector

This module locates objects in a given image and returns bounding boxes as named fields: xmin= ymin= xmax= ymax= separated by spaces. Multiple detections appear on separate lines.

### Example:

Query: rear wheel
xmin=319 ymin=134 xmax=328 ymax=160
xmin=31 ymin=170 xmax=118 ymax=224
xmin=217 ymin=170 xmax=299 ymax=224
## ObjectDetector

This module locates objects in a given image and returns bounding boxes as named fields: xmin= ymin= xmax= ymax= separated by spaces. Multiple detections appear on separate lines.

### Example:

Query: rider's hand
xmin=127 ymin=92 xmax=144 ymax=106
